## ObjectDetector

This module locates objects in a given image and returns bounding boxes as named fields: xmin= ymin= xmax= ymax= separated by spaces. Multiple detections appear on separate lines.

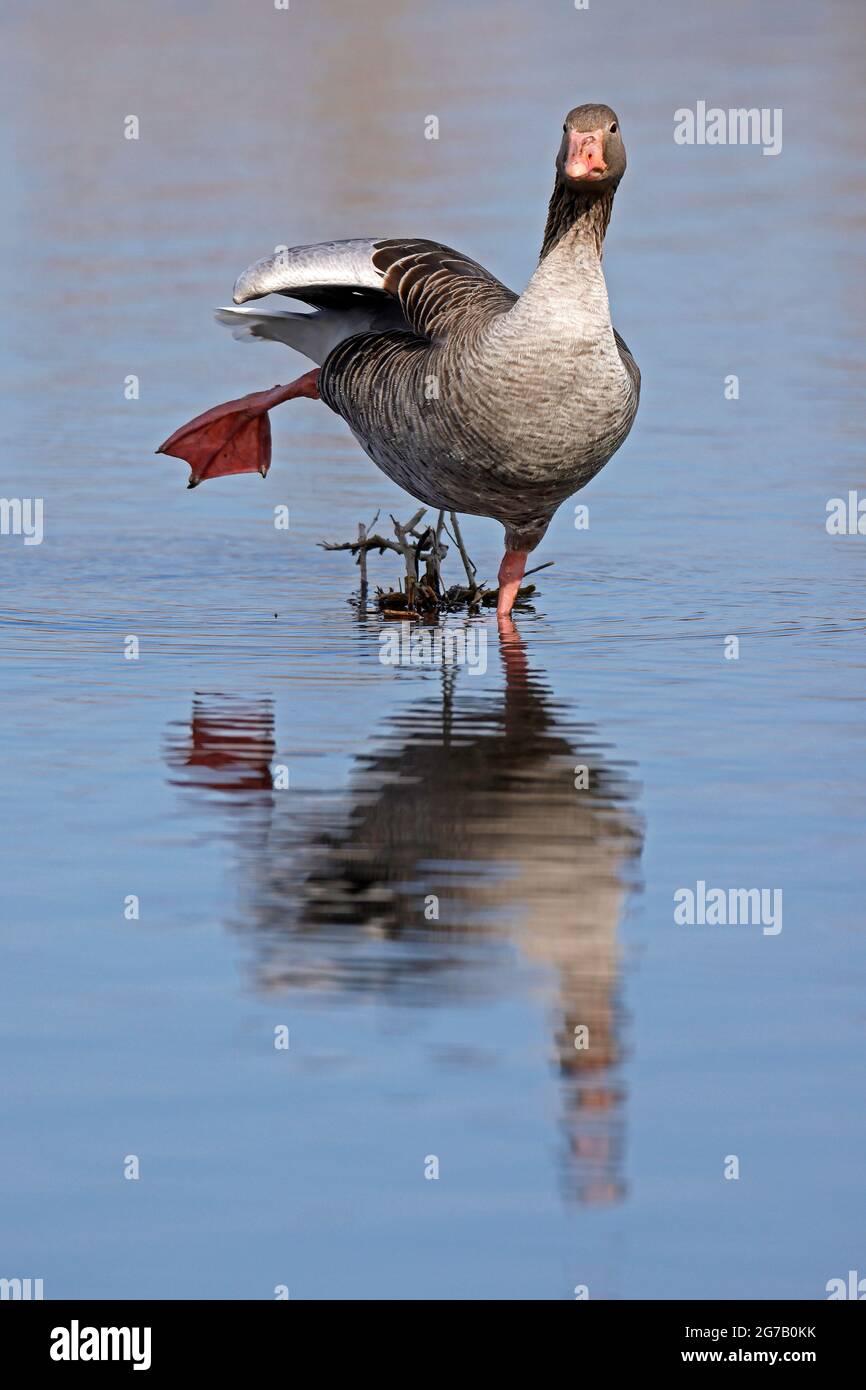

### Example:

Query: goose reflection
xmin=165 ymin=627 xmax=643 ymax=1204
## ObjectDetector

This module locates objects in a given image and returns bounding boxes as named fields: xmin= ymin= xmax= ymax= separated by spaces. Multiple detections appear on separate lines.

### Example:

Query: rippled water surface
xmin=1 ymin=0 xmax=864 ymax=1299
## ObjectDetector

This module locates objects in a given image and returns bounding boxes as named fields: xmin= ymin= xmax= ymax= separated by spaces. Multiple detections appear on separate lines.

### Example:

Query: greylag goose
xmin=158 ymin=103 xmax=640 ymax=619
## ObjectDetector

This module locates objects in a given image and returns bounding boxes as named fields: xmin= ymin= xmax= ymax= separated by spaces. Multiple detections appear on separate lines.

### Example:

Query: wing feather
xmin=231 ymin=236 xmax=516 ymax=340
xmin=233 ymin=239 xmax=386 ymax=306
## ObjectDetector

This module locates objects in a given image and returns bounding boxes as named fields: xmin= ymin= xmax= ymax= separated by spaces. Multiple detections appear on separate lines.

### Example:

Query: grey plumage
xmin=220 ymin=105 xmax=639 ymax=555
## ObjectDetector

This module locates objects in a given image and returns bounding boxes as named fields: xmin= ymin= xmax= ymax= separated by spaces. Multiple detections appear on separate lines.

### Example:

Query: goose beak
xmin=564 ymin=127 xmax=607 ymax=181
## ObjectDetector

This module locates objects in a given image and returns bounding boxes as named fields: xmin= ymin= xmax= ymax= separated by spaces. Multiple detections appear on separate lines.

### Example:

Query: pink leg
xmin=496 ymin=549 xmax=528 ymax=621
xmin=157 ymin=369 xmax=320 ymax=488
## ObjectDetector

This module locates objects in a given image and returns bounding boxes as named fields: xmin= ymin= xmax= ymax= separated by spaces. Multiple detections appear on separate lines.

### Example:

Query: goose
xmin=158 ymin=103 xmax=640 ymax=619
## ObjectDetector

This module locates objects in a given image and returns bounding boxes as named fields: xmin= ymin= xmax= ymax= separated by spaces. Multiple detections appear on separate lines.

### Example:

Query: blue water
xmin=1 ymin=0 xmax=864 ymax=1299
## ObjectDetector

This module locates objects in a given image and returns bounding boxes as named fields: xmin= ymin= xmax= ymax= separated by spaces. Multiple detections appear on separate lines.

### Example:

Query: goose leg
xmin=157 ymin=368 xmax=320 ymax=488
xmin=496 ymin=549 xmax=528 ymax=621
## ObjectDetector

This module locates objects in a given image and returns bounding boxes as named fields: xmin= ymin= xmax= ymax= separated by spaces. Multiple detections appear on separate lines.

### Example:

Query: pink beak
xmin=564 ymin=127 xmax=607 ymax=180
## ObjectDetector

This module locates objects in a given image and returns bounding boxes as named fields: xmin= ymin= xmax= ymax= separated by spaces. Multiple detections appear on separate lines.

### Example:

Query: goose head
xmin=556 ymin=103 xmax=626 ymax=190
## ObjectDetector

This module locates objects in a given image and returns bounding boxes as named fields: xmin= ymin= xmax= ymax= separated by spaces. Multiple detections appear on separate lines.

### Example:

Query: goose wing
xmin=232 ymin=237 xmax=516 ymax=338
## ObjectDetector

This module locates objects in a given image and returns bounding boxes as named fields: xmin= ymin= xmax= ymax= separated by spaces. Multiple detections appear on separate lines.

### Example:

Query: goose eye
xmin=609 ymin=122 xmax=618 ymax=134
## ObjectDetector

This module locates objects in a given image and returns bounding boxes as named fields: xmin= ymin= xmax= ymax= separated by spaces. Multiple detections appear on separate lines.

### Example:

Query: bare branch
xmin=447 ymin=511 xmax=477 ymax=590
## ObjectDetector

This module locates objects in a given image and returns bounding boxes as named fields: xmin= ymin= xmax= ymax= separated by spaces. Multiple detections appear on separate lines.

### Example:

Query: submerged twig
xmin=320 ymin=508 xmax=548 ymax=617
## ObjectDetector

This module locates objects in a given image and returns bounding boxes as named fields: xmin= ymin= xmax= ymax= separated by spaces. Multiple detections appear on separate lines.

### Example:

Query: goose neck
xmin=540 ymin=183 xmax=615 ymax=261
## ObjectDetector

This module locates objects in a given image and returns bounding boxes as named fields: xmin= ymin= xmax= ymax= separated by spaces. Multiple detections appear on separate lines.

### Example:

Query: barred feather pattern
xmin=318 ymin=210 xmax=639 ymax=552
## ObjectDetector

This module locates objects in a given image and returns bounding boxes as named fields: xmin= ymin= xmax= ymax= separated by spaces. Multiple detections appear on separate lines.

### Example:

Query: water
xmin=1 ymin=0 xmax=864 ymax=1300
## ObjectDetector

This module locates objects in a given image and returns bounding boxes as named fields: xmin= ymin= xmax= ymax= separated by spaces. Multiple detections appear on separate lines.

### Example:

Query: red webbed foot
xmin=156 ymin=369 xmax=320 ymax=488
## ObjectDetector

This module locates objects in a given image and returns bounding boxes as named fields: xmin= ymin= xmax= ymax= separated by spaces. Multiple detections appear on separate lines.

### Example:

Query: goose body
xmin=160 ymin=103 xmax=640 ymax=617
